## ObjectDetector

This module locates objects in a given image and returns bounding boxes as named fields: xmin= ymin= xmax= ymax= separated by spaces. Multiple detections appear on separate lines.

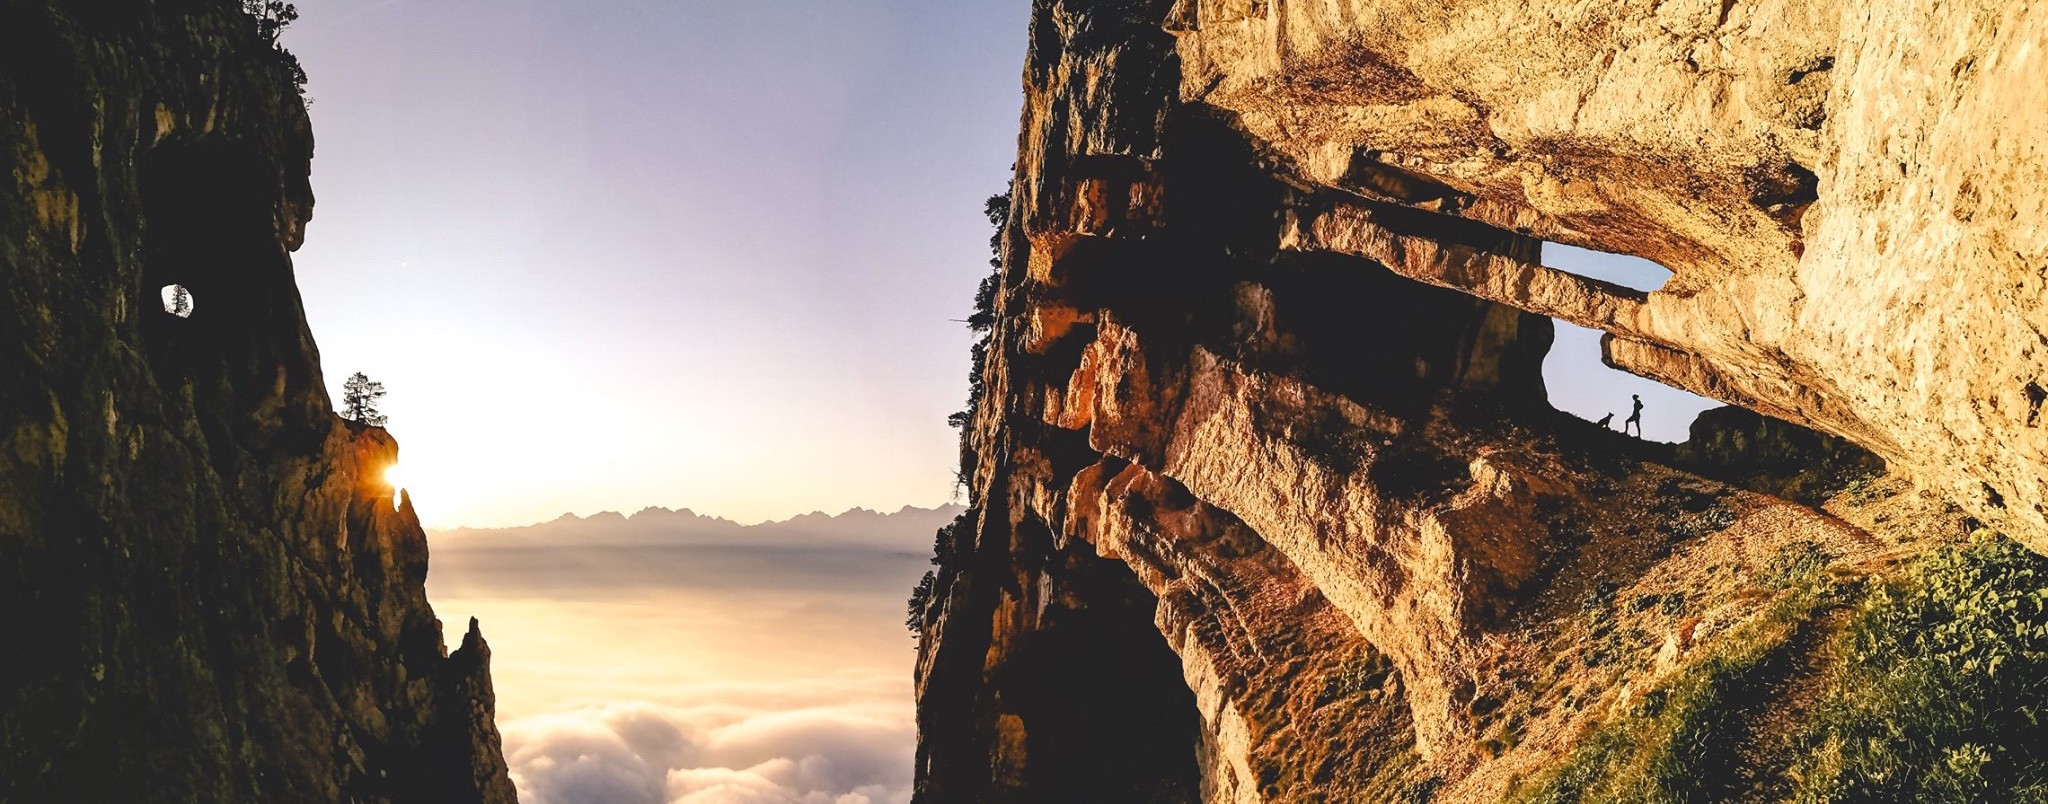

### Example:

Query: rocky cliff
xmin=914 ymin=1 xmax=2048 ymax=800
xmin=0 ymin=2 xmax=515 ymax=801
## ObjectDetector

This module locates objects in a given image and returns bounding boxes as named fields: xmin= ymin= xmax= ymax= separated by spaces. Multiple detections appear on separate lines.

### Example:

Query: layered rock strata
xmin=915 ymin=0 xmax=2046 ymax=800
xmin=0 ymin=3 xmax=515 ymax=801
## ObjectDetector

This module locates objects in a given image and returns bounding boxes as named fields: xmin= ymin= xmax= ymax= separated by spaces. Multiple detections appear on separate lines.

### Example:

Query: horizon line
xmin=423 ymin=499 xmax=967 ymax=533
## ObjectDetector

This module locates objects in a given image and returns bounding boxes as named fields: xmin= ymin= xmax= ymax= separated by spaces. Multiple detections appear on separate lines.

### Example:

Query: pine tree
xmin=340 ymin=372 xmax=388 ymax=427
xmin=167 ymin=285 xmax=192 ymax=318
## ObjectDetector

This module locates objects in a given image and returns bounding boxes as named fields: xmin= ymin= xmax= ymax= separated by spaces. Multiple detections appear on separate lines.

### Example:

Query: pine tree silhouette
xmin=340 ymin=372 xmax=388 ymax=427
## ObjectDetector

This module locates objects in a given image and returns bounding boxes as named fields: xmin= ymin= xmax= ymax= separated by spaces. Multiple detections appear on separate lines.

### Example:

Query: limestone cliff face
xmin=1170 ymin=0 xmax=2048 ymax=548
xmin=0 ymin=3 xmax=515 ymax=801
xmin=915 ymin=1 xmax=2047 ymax=801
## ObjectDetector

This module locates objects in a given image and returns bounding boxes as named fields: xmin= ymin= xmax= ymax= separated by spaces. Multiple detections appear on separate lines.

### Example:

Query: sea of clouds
xmin=503 ymin=702 xmax=912 ymax=804
xmin=428 ymin=505 xmax=961 ymax=804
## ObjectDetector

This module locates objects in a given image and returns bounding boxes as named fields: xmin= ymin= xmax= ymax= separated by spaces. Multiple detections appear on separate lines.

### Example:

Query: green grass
xmin=1513 ymin=534 xmax=2048 ymax=804
xmin=1789 ymin=534 xmax=2048 ymax=802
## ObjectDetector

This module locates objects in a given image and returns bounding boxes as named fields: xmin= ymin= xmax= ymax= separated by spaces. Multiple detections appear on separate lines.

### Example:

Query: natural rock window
xmin=1542 ymin=242 xmax=1672 ymax=293
xmin=1539 ymin=243 xmax=1710 ymax=440
xmin=384 ymin=463 xmax=406 ymax=510
xmin=139 ymin=142 xmax=311 ymax=401
xmin=160 ymin=284 xmax=194 ymax=318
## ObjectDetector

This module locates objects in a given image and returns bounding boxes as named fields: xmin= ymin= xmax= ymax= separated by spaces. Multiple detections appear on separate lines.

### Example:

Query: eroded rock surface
xmin=1173 ymin=0 xmax=2048 ymax=547
xmin=915 ymin=0 xmax=2046 ymax=800
xmin=0 ymin=3 xmax=515 ymax=801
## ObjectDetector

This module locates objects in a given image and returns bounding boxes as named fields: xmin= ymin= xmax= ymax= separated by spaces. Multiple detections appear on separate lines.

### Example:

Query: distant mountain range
xmin=429 ymin=504 xmax=967 ymax=553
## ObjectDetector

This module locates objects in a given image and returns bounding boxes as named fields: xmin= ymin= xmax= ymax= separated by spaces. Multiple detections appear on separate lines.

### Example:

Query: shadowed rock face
xmin=915 ymin=0 xmax=2044 ymax=800
xmin=0 ymin=3 xmax=515 ymax=801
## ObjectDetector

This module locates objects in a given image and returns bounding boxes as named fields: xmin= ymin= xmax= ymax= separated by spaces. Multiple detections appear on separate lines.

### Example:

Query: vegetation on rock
xmin=341 ymin=371 xmax=389 ymax=427
xmin=907 ymin=570 xmax=936 ymax=633
xmin=1515 ymin=532 xmax=2048 ymax=803
xmin=1791 ymin=534 xmax=2048 ymax=801
xmin=912 ymin=190 xmax=1006 ymax=639
xmin=946 ymin=191 xmax=1007 ymax=435
xmin=1513 ymin=575 xmax=1831 ymax=802
xmin=239 ymin=0 xmax=307 ymax=93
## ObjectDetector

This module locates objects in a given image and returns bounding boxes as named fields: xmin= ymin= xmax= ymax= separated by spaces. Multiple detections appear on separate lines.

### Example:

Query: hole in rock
xmin=159 ymin=284 xmax=194 ymax=317
xmin=384 ymin=463 xmax=406 ymax=510
xmin=1543 ymin=242 xmax=1672 ymax=293
xmin=138 ymin=141 xmax=315 ymax=415
xmin=1539 ymin=243 xmax=1712 ymax=442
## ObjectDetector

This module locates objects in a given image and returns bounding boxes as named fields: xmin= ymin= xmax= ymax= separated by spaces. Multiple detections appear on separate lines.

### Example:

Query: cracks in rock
xmin=1786 ymin=55 xmax=1834 ymax=84
xmin=1342 ymin=152 xmax=1477 ymax=215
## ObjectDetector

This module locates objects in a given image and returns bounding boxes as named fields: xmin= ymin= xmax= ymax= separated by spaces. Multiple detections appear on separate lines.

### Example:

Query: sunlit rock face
xmin=915 ymin=0 xmax=2045 ymax=800
xmin=0 ymin=3 xmax=514 ymax=801
xmin=1172 ymin=0 xmax=2048 ymax=548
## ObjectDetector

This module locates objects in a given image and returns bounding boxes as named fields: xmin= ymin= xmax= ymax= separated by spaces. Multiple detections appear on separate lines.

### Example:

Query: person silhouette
xmin=1596 ymin=412 xmax=1614 ymax=430
xmin=1624 ymin=394 xmax=1644 ymax=437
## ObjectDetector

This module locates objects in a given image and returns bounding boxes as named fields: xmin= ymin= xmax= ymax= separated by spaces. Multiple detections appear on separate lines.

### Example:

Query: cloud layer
xmin=505 ymin=703 xmax=913 ymax=804
xmin=428 ymin=504 xmax=946 ymax=804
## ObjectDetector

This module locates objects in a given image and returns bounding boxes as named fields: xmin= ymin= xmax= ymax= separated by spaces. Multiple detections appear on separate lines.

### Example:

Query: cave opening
xmin=1002 ymin=544 xmax=1204 ymax=803
xmin=1537 ymin=242 xmax=1715 ymax=443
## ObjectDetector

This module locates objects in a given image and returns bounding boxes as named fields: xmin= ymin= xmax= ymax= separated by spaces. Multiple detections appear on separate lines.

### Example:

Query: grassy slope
xmin=1511 ymin=531 xmax=2048 ymax=803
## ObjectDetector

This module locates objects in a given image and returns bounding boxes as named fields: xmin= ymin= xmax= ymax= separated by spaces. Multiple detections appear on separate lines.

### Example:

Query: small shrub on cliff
xmin=906 ymin=570 xmax=936 ymax=634
xmin=962 ymin=194 xmax=1006 ymax=333
xmin=242 ymin=0 xmax=299 ymax=43
xmin=240 ymin=1 xmax=308 ymax=94
xmin=910 ymin=512 xmax=975 ymax=635
xmin=1762 ymin=540 xmax=1832 ymax=589
xmin=929 ymin=516 xmax=962 ymax=566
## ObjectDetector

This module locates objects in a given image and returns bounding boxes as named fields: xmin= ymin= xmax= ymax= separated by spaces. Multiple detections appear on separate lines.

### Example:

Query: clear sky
xmin=285 ymin=0 xmax=1031 ymax=528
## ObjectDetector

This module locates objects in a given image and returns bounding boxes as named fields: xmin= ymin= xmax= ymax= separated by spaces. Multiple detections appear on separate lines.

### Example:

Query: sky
xmin=284 ymin=0 xmax=1031 ymax=528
